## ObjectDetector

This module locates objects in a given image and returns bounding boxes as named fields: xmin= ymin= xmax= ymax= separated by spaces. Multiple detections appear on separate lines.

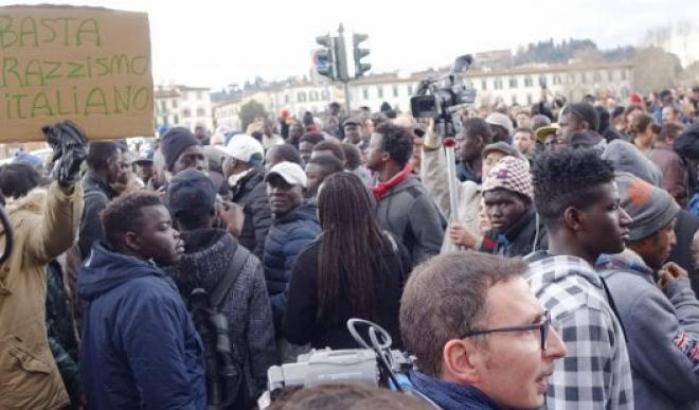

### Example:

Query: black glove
xmin=42 ymin=121 xmax=88 ymax=187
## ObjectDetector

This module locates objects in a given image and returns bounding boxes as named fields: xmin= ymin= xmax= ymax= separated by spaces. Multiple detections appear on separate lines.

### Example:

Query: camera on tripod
xmin=410 ymin=54 xmax=477 ymax=137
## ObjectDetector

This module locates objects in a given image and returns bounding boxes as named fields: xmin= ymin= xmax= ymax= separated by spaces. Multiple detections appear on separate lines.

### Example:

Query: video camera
xmin=257 ymin=319 xmax=433 ymax=409
xmin=410 ymin=54 xmax=477 ymax=137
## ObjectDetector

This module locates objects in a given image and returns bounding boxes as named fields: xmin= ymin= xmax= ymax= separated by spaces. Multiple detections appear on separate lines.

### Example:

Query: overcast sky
xmin=3 ymin=0 xmax=696 ymax=89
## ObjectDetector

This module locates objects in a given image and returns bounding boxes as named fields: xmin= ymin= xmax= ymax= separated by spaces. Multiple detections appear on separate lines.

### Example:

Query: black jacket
xmin=284 ymin=234 xmax=411 ymax=349
xmin=78 ymin=172 xmax=118 ymax=259
xmin=480 ymin=208 xmax=547 ymax=257
xmin=230 ymin=168 xmax=272 ymax=260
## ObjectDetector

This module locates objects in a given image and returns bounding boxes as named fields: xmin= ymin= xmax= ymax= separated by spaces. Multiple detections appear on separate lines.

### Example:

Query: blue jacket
xmin=263 ymin=202 xmax=321 ymax=331
xmin=409 ymin=371 xmax=501 ymax=410
xmin=78 ymin=243 xmax=206 ymax=409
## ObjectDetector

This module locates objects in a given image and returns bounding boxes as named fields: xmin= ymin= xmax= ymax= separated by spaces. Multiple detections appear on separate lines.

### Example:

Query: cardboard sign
xmin=0 ymin=5 xmax=153 ymax=142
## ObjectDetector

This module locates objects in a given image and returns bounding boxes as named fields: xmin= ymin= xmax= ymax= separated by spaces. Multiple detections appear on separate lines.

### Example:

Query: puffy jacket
xmin=0 ymin=182 xmax=83 ymax=409
xmin=229 ymin=168 xmax=272 ymax=260
xmin=167 ymin=228 xmax=276 ymax=399
xmin=78 ymin=243 xmax=206 ymax=409
xmin=375 ymin=175 xmax=445 ymax=265
xmin=263 ymin=203 xmax=320 ymax=330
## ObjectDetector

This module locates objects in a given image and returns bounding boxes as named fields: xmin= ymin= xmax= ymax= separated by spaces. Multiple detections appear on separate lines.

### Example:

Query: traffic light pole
xmin=343 ymin=81 xmax=351 ymax=115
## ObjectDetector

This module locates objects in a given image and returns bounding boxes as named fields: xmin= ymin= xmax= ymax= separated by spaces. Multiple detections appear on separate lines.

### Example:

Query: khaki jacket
xmin=420 ymin=136 xmax=483 ymax=252
xmin=0 ymin=182 xmax=83 ymax=409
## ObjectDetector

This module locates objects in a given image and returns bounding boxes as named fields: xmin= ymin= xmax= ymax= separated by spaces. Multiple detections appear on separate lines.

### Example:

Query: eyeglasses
xmin=460 ymin=310 xmax=551 ymax=351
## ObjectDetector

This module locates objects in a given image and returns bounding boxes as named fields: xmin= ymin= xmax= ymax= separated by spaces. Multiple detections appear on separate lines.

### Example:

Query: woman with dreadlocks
xmin=283 ymin=172 xmax=411 ymax=349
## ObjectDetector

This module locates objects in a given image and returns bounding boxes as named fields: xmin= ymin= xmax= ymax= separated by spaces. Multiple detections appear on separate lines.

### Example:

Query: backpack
xmin=189 ymin=245 xmax=253 ymax=410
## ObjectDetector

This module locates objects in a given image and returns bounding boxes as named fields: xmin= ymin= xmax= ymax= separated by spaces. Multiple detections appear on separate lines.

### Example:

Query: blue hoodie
xmin=78 ymin=243 xmax=206 ymax=409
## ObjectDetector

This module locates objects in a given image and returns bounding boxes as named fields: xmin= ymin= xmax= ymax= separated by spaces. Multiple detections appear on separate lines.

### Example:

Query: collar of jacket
xmin=596 ymin=248 xmax=656 ymax=283
xmin=372 ymin=163 xmax=413 ymax=200
xmin=528 ymin=253 xmax=604 ymax=290
xmin=409 ymin=370 xmax=501 ymax=410
xmin=456 ymin=161 xmax=482 ymax=184
xmin=84 ymin=171 xmax=118 ymax=199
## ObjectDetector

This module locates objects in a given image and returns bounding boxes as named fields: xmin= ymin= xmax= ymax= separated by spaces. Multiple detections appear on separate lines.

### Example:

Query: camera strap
xmin=210 ymin=245 xmax=250 ymax=308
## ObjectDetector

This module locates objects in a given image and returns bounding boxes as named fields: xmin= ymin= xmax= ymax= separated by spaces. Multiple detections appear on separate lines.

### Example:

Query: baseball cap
xmin=343 ymin=116 xmax=361 ymax=127
xmin=215 ymin=134 xmax=264 ymax=163
xmin=166 ymin=169 xmax=217 ymax=217
xmin=265 ymin=161 xmax=307 ymax=188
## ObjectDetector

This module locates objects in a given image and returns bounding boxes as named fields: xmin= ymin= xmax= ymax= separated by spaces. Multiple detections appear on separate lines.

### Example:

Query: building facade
xmin=154 ymin=84 xmax=214 ymax=132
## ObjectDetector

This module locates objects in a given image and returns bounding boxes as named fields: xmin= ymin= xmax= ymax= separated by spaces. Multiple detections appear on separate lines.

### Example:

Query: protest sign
xmin=0 ymin=5 xmax=153 ymax=142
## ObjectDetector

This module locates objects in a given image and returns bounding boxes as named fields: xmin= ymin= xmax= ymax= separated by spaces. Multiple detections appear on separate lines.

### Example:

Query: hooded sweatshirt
xmin=602 ymin=139 xmax=663 ymax=186
xmin=597 ymin=250 xmax=699 ymax=410
xmin=78 ymin=243 xmax=206 ymax=409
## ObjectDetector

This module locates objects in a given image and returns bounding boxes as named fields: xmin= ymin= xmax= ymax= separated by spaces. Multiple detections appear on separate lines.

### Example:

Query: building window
xmin=196 ymin=91 xmax=203 ymax=100
xmin=310 ymin=91 xmax=319 ymax=102
xmin=621 ymin=70 xmax=627 ymax=81
xmin=393 ymin=85 xmax=399 ymax=97
xmin=524 ymin=76 xmax=533 ymax=87
xmin=407 ymin=85 xmax=414 ymax=95
xmin=321 ymin=89 xmax=330 ymax=100
xmin=481 ymin=79 xmax=487 ymax=90
xmin=552 ymin=75 xmax=561 ymax=85
xmin=580 ymin=72 xmax=587 ymax=83
xmin=526 ymin=94 xmax=533 ymax=105
xmin=363 ymin=88 xmax=369 ymax=99
xmin=173 ymin=115 xmax=179 ymax=124
xmin=567 ymin=73 xmax=575 ymax=84
xmin=285 ymin=94 xmax=291 ymax=104
xmin=196 ymin=107 xmax=206 ymax=117
xmin=538 ymin=75 xmax=547 ymax=87
xmin=172 ymin=100 xmax=178 ymax=108
xmin=510 ymin=95 xmax=518 ymax=105
xmin=593 ymin=71 xmax=602 ymax=82
xmin=297 ymin=91 xmax=307 ymax=102
xmin=377 ymin=86 xmax=384 ymax=98
xmin=509 ymin=77 xmax=518 ymax=88
xmin=160 ymin=101 xmax=167 ymax=112
xmin=183 ymin=109 xmax=191 ymax=118
xmin=494 ymin=78 xmax=503 ymax=90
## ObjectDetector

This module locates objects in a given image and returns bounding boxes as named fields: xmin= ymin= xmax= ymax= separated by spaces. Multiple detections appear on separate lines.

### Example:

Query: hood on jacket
xmin=601 ymin=139 xmax=662 ymax=186
xmin=5 ymin=186 xmax=47 ymax=215
xmin=171 ymin=228 xmax=239 ymax=294
xmin=78 ymin=242 xmax=162 ymax=302
xmin=597 ymin=249 xmax=655 ymax=282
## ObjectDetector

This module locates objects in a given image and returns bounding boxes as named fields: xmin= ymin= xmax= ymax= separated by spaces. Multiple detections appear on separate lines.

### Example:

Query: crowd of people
xmin=2 ymin=85 xmax=699 ymax=410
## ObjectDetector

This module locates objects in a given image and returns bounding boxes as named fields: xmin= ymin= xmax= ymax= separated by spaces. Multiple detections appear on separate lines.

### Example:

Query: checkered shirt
xmin=526 ymin=255 xmax=634 ymax=410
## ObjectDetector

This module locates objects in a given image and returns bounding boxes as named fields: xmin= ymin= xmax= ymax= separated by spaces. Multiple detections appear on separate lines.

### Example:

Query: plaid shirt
xmin=526 ymin=255 xmax=634 ymax=410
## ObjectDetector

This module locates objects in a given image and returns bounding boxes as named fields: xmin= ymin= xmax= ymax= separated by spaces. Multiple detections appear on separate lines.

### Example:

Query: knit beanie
xmin=161 ymin=127 xmax=200 ymax=170
xmin=483 ymin=156 xmax=533 ymax=200
xmin=616 ymin=172 xmax=679 ymax=241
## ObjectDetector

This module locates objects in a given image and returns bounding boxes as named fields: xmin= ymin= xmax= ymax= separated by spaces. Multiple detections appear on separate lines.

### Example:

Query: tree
xmin=631 ymin=47 xmax=683 ymax=93
xmin=239 ymin=99 xmax=268 ymax=132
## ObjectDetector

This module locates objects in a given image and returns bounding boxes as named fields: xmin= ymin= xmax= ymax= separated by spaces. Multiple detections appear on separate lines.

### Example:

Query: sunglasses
xmin=460 ymin=310 xmax=551 ymax=351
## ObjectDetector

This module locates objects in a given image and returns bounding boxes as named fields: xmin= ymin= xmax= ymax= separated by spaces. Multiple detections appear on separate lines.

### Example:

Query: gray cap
xmin=482 ymin=141 xmax=523 ymax=160
xmin=616 ymin=172 xmax=679 ymax=241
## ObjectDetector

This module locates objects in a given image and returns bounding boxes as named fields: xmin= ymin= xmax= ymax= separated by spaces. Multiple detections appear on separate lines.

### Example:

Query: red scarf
xmin=372 ymin=163 xmax=413 ymax=200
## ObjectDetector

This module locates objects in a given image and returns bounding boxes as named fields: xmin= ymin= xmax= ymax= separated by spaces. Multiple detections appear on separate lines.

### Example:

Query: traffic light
xmin=315 ymin=35 xmax=336 ymax=80
xmin=353 ymin=33 xmax=371 ymax=77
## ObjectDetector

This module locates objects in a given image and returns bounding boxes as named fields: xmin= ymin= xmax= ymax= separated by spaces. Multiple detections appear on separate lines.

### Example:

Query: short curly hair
xmin=375 ymin=123 xmax=413 ymax=167
xmin=532 ymin=148 xmax=615 ymax=230
xmin=101 ymin=192 xmax=164 ymax=248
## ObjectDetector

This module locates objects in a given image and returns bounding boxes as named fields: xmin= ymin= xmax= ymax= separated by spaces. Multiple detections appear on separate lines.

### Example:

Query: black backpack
xmin=189 ymin=246 xmax=252 ymax=410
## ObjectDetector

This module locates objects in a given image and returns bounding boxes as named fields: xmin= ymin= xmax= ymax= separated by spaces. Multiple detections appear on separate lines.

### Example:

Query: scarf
xmin=372 ymin=163 xmax=413 ymax=201
xmin=409 ymin=371 xmax=501 ymax=410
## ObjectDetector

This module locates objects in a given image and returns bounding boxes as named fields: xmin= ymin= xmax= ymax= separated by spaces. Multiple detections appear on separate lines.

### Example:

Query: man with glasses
xmin=527 ymin=148 xmax=634 ymax=409
xmin=400 ymin=251 xmax=567 ymax=410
